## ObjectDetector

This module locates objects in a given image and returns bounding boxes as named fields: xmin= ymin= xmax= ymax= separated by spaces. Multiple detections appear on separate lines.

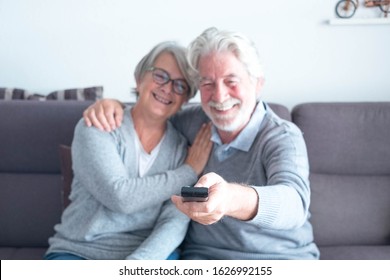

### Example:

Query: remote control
xmin=181 ymin=186 xmax=209 ymax=202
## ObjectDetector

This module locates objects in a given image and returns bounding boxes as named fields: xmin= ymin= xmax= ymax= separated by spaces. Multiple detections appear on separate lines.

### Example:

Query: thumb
xmin=194 ymin=172 xmax=222 ymax=188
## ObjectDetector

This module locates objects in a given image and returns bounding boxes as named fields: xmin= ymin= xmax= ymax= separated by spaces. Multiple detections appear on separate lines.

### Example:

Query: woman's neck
xmin=131 ymin=106 xmax=167 ymax=154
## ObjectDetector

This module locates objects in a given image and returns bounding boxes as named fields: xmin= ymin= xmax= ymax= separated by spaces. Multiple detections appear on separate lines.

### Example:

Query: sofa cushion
xmin=319 ymin=245 xmax=390 ymax=260
xmin=0 ymin=173 xmax=62 ymax=247
xmin=0 ymin=101 xmax=92 ymax=252
xmin=292 ymin=102 xmax=390 ymax=251
xmin=0 ymin=247 xmax=47 ymax=260
xmin=0 ymin=101 xmax=92 ymax=173
xmin=292 ymin=102 xmax=390 ymax=174
xmin=310 ymin=173 xmax=390 ymax=246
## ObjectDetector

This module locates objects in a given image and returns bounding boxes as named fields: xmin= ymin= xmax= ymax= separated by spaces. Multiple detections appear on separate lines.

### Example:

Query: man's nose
xmin=213 ymin=82 xmax=229 ymax=102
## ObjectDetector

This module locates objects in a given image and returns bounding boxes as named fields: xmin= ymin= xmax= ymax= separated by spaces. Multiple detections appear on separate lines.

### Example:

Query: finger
xmin=83 ymin=109 xmax=92 ymax=127
xmin=200 ymin=123 xmax=212 ymax=147
xmin=172 ymin=195 xmax=220 ymax=225
xmin=194 ymin=172 xmax=221 ymax=188
xmin=192 ymin=123 xmax=206 ymax=146
xmin=172 ymin=195 xmax=207 ymax=212
xmin=96 ymin=106 xmax=112 ymax=132
xmin=103 ymin=106 xmax=117 ymax=130
xmin=87 ymin=109 xmax=105 ymax=131
xmin=194 ymin=123 xmax=212 ymax=147
xmin=114 ymin=107 xmax=124 ymax=128
xmin=171 ymin=195 xmax=191 ymax=216
xmin=199 ymin=123 xmax=212 ymax=146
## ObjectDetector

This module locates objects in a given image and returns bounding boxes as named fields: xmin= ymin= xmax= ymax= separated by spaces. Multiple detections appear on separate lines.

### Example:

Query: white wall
xmin=1 ymin=0 xmax=389 ymax=109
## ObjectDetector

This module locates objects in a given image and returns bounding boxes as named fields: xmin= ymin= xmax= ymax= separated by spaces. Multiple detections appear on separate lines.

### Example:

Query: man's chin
xmin=212 ymin=118 xmax=243 ymax=132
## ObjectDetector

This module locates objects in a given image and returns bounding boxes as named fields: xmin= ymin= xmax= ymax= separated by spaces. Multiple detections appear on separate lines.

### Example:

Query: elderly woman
xmin=45 ymin=42 xmax=212 ymax=260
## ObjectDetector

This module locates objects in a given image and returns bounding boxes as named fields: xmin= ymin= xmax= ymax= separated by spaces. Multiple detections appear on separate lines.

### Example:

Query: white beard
xmin=206 ymin=98 xmax=249 ymax=132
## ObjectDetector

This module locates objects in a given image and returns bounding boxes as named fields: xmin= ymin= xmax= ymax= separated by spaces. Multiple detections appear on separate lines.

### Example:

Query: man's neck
xmin=217 ymin=127 xmax=244 ymax=144
xmin=216 ymin=101 xmax=262 ymax=144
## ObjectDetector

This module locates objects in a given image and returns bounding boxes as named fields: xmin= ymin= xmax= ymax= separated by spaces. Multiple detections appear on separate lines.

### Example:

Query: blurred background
xmin=0 ymin=0 xmax=389 ymax=109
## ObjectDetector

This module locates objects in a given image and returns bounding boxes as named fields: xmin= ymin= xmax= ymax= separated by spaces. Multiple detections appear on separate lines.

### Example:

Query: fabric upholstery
xmin=267 ymin=102 xmax=291 ymax=121
xmin=45 ymin=86 xmax=103 ymax=101
xmin=0 ymin=101 xmax=92 ymax=260
xmin=319 ymin=245 xmax=390 ymax=260
xmin=292 ymin=102 xmax=390 ymax=259
xmin=0 ymin=87 xmax=31 ymax=100
xmin=1 ymin=86 xmax=103 ymax=101
xmin=292 ymin=102 xmax=390 ymax=174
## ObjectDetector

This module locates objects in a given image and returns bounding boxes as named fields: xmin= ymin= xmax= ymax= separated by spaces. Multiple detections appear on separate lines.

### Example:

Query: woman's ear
xmin=135 ymin=79 xmax=141 ymax=94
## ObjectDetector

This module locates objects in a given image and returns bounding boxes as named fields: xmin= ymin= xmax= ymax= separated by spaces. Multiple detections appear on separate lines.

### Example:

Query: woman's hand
xmin=83 ymin=99 xmax=124 ymax=131
xmin=185 ymin=123 xmax=213 ymax=176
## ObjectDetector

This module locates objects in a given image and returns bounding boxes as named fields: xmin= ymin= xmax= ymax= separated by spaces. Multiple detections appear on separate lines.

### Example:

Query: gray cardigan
xmin=46 ymin=108 xmax=198 ymax=259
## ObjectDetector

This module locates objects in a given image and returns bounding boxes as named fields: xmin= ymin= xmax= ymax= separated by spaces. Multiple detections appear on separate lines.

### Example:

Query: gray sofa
xmin=1 ymin=100 xmax=389 ymax=260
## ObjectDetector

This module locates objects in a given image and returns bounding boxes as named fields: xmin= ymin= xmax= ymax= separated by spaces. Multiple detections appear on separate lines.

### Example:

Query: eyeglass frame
xmin=146 ymin=67 xmax=190 ymax=96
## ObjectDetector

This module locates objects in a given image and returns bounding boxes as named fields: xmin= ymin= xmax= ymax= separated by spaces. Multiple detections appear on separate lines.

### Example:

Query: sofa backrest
xmin=0 ymin=101 xmax=92 ymax=247
xmin=267 ymin=102 xmax=291 ymax=121
xmin=292 ymin=102 xmax=390 ymax=247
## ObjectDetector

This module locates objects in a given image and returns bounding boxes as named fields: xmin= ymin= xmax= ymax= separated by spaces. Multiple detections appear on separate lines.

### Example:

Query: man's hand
xmin=171 ymin=172 xmax=259 ymax=225
xmin=83 ymin=99 xmax=124 ymax=131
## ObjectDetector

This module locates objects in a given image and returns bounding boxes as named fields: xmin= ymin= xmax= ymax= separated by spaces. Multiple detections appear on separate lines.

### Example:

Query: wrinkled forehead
xmin=198 ymin=51 xmax=247 ymax=79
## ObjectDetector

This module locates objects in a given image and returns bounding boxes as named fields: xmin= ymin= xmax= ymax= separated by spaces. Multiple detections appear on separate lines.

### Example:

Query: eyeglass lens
xmin=152 ymin=68 xmax=189 ymax=95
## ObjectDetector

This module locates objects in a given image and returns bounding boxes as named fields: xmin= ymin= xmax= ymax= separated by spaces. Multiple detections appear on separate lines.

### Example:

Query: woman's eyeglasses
xmin=147 ymin=67 xmax=189 ymax=96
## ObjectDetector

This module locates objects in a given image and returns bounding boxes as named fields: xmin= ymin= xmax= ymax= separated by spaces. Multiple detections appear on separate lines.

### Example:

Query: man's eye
xmin=200 ymin=82 xmax=213 ymax=87
xmin=226 ymin=79 xmax=239 ymax=85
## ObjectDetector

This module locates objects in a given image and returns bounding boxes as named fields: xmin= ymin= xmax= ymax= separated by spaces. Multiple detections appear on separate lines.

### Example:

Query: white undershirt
xmin=133 ymin=132 xmax=165 ymax=177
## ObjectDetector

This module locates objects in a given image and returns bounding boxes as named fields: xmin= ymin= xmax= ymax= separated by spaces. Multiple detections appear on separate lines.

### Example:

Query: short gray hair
xmin=187 ymin=27 xmax=264 ymax=83
xmin=132 ymin=41 xmax=197 ymax=99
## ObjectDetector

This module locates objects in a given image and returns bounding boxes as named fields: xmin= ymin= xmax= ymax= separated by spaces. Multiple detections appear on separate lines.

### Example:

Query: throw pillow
xmin=58 ymin=145 xmax=73 ymax=210
xmin=46 ymin=86 xmax=103 ymax=101
xmin=27 ymin=86 xmax=103 ymax=101
xmin=0 ymin=87 xmax=31 ymax=100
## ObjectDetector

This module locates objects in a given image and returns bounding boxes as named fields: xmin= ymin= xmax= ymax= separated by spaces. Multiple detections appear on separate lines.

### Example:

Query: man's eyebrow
xmin=200 ymin=74 xmax=239 ymax=81
xmin=199 ymin=77 xmax=213 ymax=82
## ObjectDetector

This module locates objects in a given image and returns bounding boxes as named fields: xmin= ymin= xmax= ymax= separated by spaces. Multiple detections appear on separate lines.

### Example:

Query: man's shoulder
xmin=171 ymin=103 xmax=208 ymax=126
xmin=170 ymin=103 xmax=209 ymax=142
xmin=260 ymin=108 xmax=304 ymax=146
xmin=180 ymin=103 xmax=204 ymax=115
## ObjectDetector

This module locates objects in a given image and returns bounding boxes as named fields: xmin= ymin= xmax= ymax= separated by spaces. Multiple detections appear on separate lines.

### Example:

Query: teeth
xmin=209 ymin=99 xmax=240 ymax=111
xmin=214 ymin=104 xmax=234 ymax=111
xmin=153 ymin=93 xmax=171 ymax=105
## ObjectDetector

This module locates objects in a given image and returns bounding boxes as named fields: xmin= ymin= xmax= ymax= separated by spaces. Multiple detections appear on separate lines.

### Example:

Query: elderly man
xmin=83 ymin=27 xmax=319 ymax=260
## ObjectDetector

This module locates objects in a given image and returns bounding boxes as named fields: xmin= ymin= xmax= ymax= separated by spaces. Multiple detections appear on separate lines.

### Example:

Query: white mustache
xmin=208 ymin=99 xmax=241 ymax=110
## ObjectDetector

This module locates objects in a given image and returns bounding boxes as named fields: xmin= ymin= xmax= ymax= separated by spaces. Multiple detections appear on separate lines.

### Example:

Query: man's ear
xmin=255 ymin=77 xmax=264 ymax=100
xmin=255 ymin=77 xmax=265 ymax=98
